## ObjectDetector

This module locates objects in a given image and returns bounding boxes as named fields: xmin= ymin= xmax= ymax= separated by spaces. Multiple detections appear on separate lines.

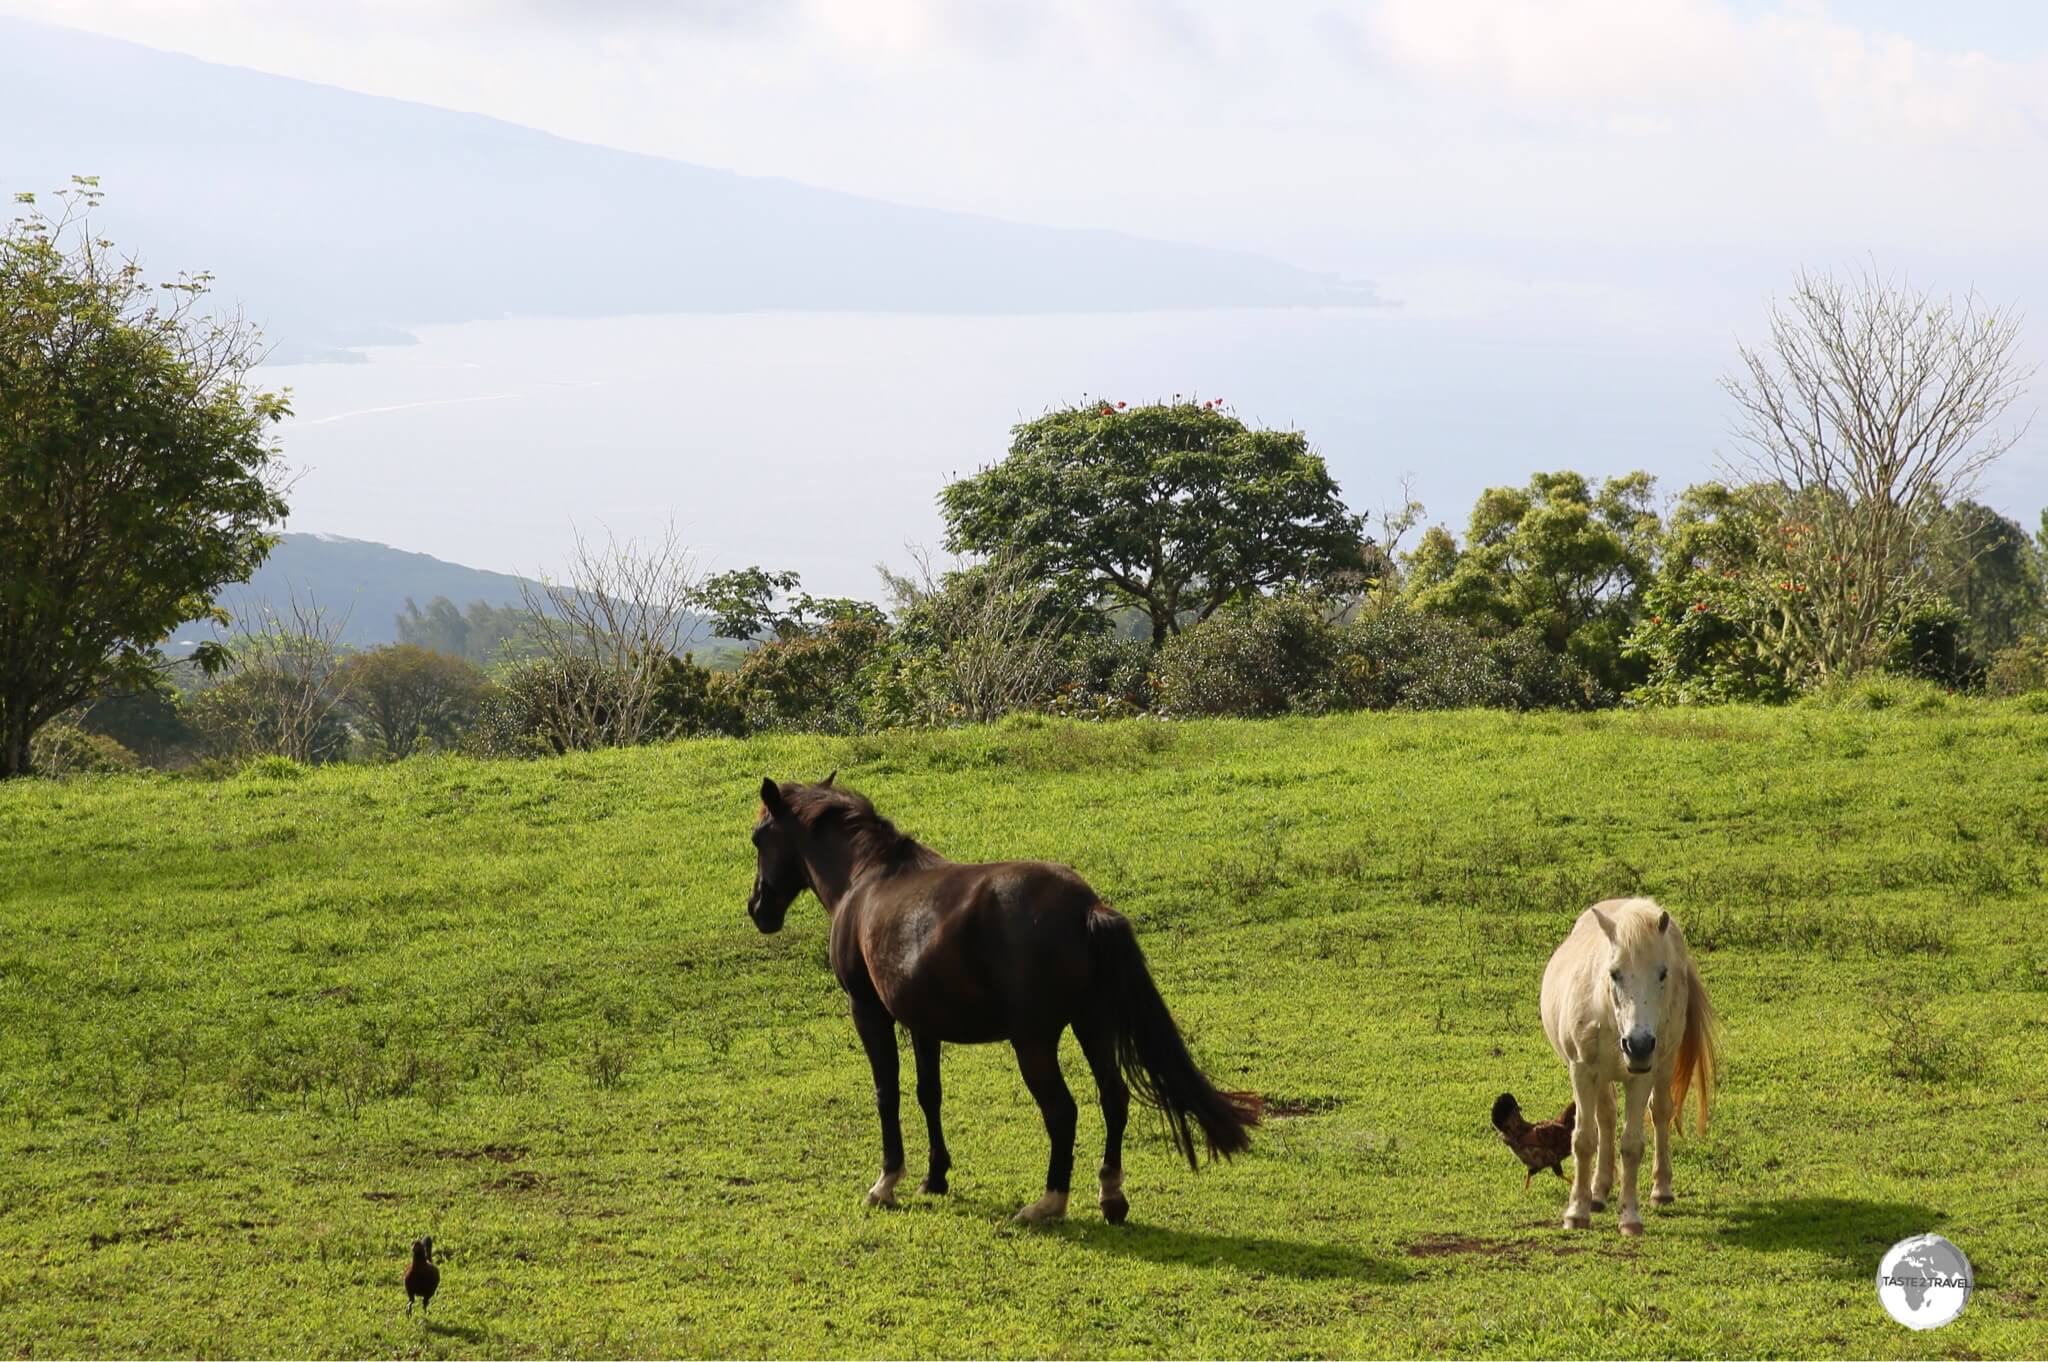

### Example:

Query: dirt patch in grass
xmin=433 ymin=1144 xmax=528 ymax=1163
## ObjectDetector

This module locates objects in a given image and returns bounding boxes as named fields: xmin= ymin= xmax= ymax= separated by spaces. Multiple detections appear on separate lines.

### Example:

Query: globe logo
xmin=1877 ymin=1234 xmax=1972 ymax=1330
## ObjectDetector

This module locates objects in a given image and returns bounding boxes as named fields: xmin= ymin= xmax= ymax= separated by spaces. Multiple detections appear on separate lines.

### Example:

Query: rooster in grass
xmin=1491 ymin=1093 xmax=1575 ymax=1189
xmin=404 ymin=1237 xmax=439 ymax=1317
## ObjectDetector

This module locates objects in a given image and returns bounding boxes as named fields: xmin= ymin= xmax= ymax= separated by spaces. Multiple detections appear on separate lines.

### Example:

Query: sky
xmin=5 ymin=0 xmax=2045 ymax=585
xmin=8 ymin=0 xmax=2048 ymax=279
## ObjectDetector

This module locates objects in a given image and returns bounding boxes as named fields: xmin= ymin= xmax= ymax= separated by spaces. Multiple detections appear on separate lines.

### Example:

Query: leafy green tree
xmin=1625 ymin=482 xmax=1804 ymax=704
xmin=1403 ymin=470 xmax=1659 ymax=693
xmin=339 ymin=644 xmax=488 ymax=756
xmin=690 ymin=566 xmax=881 ymax=643
xmin=0 ymin=181 xmax=288 ymax=776
xmin=939 ymin=400 xmax=1367 ymax=647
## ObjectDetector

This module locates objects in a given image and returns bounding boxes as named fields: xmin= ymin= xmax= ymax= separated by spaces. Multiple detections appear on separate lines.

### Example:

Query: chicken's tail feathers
xmin=1491 ymin=1092 xmax=1522 ymax=1134
xmin=1560 ymin=1100 xmax=1577 ymax=1128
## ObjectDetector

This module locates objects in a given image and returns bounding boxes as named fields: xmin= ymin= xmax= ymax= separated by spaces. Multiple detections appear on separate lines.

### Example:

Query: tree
xmin=1403 ymin=470 xmax=1660 ymax=693
xmin=1723 ymin=267 xmax=2032 ymax=679
xmin=339 ymin=644 xmax=488 ymax=756
xmin=688 ymin=566 xmax=878 ymax=643
xmin=939 ymin=399 xmax=1367 ymax=647
xmin=0 ymin=180 xmax=289 ymax=776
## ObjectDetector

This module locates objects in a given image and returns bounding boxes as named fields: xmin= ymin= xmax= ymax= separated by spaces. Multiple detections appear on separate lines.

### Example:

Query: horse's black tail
xmin=1087 ymin=905 xmax=1257 ymax=1169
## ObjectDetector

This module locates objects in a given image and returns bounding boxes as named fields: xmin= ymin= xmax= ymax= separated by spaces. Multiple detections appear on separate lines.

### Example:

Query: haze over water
xmin=264 ymin=300 xmax=1745 ymax=597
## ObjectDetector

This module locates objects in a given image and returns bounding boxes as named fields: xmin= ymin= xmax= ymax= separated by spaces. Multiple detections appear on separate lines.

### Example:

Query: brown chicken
xmin=1491 ymin=1093 xmax=1576 ymax=1189
xmin=404 ymin=1236 xmax=439 ymax=1316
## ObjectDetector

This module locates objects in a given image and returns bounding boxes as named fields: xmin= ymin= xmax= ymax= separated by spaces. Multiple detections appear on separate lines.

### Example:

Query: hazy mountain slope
xmin=2 ymin=18 xmax=1368 ymax=361
xmin=182 ymin=533 xmax=537 ymax=651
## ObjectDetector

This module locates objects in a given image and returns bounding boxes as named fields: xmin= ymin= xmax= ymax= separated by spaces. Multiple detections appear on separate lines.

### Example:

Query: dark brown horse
xmin=746 ymin=774 xmax=1256 ymax=1224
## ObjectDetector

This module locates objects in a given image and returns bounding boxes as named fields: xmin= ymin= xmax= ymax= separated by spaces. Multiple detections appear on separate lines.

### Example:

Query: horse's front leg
xmin=1590 ymin=1083 xmax=1617 ymax=1211
xmin=851 ymin=995 xmax=905 ymax=1207
xmin=1617 ymin=1073 xmax=1653 ymax=1236
xmin=1650 ymin=1079 xmax=1675 ymax=1206
xmin=912 ymin=1030 xmax=951 ymax=1194
xmin=1010 ymin=1033 xmax=1077 ymax=1224
xmin=1563 ymin=1064 xmax=1601 ymax=1229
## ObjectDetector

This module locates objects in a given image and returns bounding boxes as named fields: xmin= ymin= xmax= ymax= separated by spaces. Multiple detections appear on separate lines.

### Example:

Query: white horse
xmin=1540 ymin=897 xmax=1717 ymax=1236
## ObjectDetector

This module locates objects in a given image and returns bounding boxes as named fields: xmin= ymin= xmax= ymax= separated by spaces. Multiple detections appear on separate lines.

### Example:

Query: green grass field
xmin=3 ymin=705 xmax=2046 ymax=1358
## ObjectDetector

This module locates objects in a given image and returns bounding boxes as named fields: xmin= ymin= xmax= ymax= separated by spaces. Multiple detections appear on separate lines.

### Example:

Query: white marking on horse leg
xmin=866 ymin=1169 xmax=902 ymax=1208
xmin=1012 ymin=1190 xmax=1069 ymax=1225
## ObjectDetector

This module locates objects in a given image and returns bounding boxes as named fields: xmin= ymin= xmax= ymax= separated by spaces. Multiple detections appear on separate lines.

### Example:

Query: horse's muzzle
xmin=746 ymin=886 xmax=789 ymax=933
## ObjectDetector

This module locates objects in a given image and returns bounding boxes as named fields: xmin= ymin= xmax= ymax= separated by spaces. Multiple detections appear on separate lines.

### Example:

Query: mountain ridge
xmin=3 ymin=16 xmax=1376 ymax=363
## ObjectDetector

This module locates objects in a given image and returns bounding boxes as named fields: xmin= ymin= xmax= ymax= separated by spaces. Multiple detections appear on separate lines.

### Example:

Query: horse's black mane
xmin=786 ymin=783 xmax=944 ymax=876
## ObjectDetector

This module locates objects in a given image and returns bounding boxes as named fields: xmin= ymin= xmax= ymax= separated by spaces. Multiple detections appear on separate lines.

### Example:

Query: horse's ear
xmin=1591 ymin=907 xmax=1618 ymax=942
xmin=759 ymin=777 xmax=788 ymax=820
xmin=1658 ymin=909 xmax=1671 ymax=935
xmin=821 ymin=769 xmax=837 ymax=788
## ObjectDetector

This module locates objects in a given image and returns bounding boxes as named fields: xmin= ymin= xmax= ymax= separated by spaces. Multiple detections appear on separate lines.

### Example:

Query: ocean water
xmin=264 ymin=303 xmax=2043 ymax=597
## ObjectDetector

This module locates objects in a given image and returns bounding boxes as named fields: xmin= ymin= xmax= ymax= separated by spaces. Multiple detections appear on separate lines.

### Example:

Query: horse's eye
xmin=1658 ymin=965 xmax=1668 ymax=982
xmin=1609 ymin=969 xmax=1621 ymax=983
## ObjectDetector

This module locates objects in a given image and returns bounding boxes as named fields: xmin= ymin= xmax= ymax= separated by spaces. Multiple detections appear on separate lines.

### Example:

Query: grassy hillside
xmin=2 ymin=707 xmax=2045 ymax=1357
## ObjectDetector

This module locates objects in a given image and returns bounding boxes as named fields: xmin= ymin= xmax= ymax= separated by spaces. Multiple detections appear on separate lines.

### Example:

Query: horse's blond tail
xmin=1672 ymin=962 xmax=1718 ymax=1135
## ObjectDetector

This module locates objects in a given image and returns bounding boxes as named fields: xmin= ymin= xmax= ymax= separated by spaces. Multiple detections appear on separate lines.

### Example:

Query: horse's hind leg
xmin=1011 ymin=1033 xmax=1077 ymax=1224
xmin=1073 ymin=1017 xmax=1130 ymax=1224
xmin=1563 ymin=1064 xmax=1601 ymax=1229
xmin=1590 ymin=1083 xmax=1617 ymax=1212
xmin=851 ymin=995 xmax=905 ymax=1208
xmin=912 ymin=1030 xmax=951 ymax=1195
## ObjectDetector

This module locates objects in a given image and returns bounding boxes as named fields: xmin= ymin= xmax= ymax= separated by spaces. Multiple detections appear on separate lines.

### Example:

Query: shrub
xmin=727 ymin=615 xmax=895 ymax=734
xmin=28 ymin=721 xmax=140 ymax=776
xmin=463 ymin=657 xmax=634 ymax=758
xmin=1488 ymin=626 xmax=1610 ymax=710
xmin=186 ymin=667 xmax=352 ymax=765
xmin=1985 ymin=636 xmax=2048 ymax=697
xmin=1880 ymin=598 xmax=1981 ymax=690
xmin=1330 ymin=606 xmax=1509 ymax=711
xmin=1155 ymin=594 xmax=1340 ymax=717
xmin=1049 ymin=636 xmax=1156 ymax=721
xmin=646 ymin=654 xmax=748 ymax=739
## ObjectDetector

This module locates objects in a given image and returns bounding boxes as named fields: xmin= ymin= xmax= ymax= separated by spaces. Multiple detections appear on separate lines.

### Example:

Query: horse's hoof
xmin=1101 ymin=1194 xmax=1130 ymax=1225
xmin=1619 ymin=1221 xmax=1645 ymax=1238
xmin=1563 ymin=1214 xmax=1590 ymax=1230
xmin=866 ymin=1170 xmax=902 ymax=1208
xmin=920 ymin=1173 xmax=949 ymax=1195
xmin=1012 ymin=1191 xmax=1069 ymax=1225
xmin=1651 ymin=1192 xmax=1675 ymax=1206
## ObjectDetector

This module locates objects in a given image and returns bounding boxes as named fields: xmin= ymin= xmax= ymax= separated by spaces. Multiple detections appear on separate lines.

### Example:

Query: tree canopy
xmin=0 ymin=181 xmax=288 ymax=776
xmin=939 ymin=400 xmax=1367 ymax=646
xmin=1402 ymin=470 xmax=1660 ymax=693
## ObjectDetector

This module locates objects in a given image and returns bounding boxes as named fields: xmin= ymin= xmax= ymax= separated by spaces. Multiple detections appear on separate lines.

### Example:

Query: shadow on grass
xmin=1041 ymin=1218 xmax=1411 ymax=1284
xmin=1718 ymin=1197 xmax=1944 ymax=1276
xmin=425 ymin=1318 xmax=487 ymax=1344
